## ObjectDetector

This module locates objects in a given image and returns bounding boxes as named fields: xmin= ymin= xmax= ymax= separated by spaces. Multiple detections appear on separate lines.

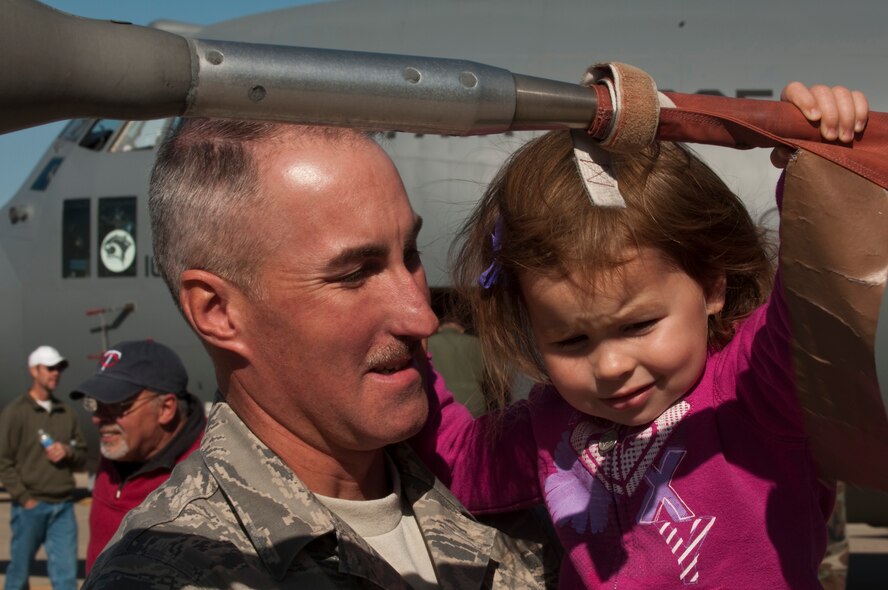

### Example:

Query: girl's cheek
xmin=547 ymin=359 xmax=593 ymax=397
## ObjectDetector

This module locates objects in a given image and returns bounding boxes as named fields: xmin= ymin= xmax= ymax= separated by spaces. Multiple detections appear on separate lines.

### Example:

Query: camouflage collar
xmin=390 ymin=444 xmax=501 ymax=590
xmin=201 ymin=403 xmax=501 ymax=587
xmin=201 ymin=403 xmax=337 ymax=579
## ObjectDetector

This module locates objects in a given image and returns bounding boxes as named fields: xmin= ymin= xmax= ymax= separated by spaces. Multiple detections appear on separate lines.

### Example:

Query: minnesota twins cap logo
xmin=100 ymin=349 xmax=122 ymax=371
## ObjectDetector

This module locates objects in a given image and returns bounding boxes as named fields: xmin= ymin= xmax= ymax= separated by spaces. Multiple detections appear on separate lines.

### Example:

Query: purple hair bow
xmin=479 ymin=215 xmax=504 ymax=289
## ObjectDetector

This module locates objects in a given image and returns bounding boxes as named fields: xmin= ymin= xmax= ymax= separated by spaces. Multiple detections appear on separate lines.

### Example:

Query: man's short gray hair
xmin=149 ymin=119 xmax=371 ymax=304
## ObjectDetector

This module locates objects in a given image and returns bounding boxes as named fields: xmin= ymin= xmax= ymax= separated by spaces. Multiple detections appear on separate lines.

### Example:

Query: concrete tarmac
xmin=1 ymin=474 xmax=887 ymax=588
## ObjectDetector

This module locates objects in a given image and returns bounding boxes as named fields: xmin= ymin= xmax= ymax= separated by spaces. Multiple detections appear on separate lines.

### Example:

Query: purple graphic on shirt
xmin=545 ymin=432 xmax=612 ymax=534
xmin=638 ymin=448 xmax=694 ymax=524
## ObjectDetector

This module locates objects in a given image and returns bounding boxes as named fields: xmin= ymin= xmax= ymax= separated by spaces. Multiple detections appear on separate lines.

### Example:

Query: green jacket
xmin=85 ymin=402 xmax=559 ymax=589
xmin=0 ymin=393 xmax=87 ymax=504
xmin=427 ymin=327 xmax=487 ymax=417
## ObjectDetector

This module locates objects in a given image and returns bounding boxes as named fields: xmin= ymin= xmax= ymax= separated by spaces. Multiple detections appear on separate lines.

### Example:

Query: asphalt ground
xmin=0 ymin=474 xmax=886 ymax=588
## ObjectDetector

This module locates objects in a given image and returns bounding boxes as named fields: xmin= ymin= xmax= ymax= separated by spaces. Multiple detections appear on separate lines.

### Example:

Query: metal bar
xmin=0 ymin=0 xmax=599 ymax=136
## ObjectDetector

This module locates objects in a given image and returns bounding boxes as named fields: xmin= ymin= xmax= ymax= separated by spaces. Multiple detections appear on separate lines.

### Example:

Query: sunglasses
xmin=82 ymin=394 xmax=159 ymax=418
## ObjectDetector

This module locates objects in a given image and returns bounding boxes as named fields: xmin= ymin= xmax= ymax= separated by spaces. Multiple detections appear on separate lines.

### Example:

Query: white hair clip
xmin=571 ymin=130 xmax=626 ymax=208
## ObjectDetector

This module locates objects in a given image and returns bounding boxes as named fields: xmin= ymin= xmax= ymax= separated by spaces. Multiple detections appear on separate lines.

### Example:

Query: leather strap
xmin=660 ymin=92 xmax=888 ymax=190
xmin=583 ymin=62 xmax=660 ymax=153
xmin=584 ymin=62 xmax=888 ymax=190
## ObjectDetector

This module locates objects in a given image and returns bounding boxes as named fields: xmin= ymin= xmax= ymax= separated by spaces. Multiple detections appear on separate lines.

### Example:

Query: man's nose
xmin=390 ymin=267 xmax=439 ymax=340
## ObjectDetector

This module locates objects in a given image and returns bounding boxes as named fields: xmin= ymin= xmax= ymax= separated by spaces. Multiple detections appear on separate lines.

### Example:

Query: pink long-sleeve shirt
xmin=413 ymin=275 xmax=834 ymax=589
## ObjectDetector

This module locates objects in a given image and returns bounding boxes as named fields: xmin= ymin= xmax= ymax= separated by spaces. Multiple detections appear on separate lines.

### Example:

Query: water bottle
xmin=37 ymin=429 xmax=54 ymax=449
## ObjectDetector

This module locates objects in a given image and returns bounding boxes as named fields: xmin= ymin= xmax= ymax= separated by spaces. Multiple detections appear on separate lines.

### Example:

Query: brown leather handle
xmin=660 ymin=93 xmax=821 ymax=147
xmin=655 ymin=92 xmax=888 ymax=190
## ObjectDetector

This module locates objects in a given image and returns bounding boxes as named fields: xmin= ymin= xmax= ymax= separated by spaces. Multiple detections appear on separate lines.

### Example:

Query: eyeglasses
xmin=82 ymin=394 xmax=158 ymax=418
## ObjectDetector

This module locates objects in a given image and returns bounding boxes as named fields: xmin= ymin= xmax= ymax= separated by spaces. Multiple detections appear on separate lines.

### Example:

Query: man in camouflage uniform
xmin=83 ymin=120 xmax=558 ymax=588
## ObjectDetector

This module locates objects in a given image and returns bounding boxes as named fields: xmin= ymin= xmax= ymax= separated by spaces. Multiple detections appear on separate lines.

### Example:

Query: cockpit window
xmin=62 ymin=199 xmax=90 ymax=278
xmin=110 ymin=119 xmax=170 ymax=152
xmin=98 ymin=197 xmax=137 ymax=277
xmin=31 ymin=157 xmax=64 ymax=192
xmin=59 ymin=119 xmax=91 ymax=143
xmin=79 ymin=119 xmax=124 ymax=152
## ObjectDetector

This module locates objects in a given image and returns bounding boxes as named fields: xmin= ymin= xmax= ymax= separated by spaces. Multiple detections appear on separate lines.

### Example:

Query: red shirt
xmin=86 ymin=397 xmax=205 ymax=572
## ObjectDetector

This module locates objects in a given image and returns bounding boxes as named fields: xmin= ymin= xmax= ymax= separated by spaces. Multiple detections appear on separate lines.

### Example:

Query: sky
xmin=0 ymin=0 xmax=322 ymax=206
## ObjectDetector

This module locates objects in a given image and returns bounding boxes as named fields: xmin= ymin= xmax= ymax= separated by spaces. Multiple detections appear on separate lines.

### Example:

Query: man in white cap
xmin=0 ymin=346 xmax=87 ymax=590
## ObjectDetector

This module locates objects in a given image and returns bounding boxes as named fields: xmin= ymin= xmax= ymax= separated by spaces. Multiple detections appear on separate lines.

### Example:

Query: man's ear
xmin=705 ymin=272 xmax=727 ymax=316
xmin=179 ymin=269 xmax=251 ymax=358
xmin=157 ymin=394 xmax=179 ymax=427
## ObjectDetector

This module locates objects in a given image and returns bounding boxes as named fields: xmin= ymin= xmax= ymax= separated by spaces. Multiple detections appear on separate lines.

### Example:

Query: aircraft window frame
xmin=109 ymin=119 xmax=171 ymax=153
xmin=79 ymin=119 xmax=125 ymax=152
xmin=62 ymin=198 xmax=91 ymax=278
xmin=97 ymin=196 xmax=137 ymax=278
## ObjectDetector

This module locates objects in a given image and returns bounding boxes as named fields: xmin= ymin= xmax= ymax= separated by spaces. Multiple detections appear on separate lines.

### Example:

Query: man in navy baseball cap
xmin=70 ymin=340 xmax=206 ymax=572
xmin=71 ymin=340 xmax=187 ymax=405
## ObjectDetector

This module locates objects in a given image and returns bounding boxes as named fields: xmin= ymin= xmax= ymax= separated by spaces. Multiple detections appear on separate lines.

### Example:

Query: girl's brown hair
xmin=452 ymin=131 xmax=774 ymax=410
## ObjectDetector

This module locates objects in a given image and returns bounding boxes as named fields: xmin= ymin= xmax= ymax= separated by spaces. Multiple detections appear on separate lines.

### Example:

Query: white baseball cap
xmin=28 ymin=346 xmax=68 ymax=369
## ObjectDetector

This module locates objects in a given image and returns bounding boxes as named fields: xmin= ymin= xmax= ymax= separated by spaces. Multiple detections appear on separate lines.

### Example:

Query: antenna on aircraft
xmin=86 ymin=302 xmax=137 ymax=354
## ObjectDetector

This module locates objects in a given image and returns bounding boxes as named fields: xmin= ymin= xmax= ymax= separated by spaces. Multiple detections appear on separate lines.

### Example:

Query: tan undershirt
xmin=316 ymin=455 xmax=439 ymax=589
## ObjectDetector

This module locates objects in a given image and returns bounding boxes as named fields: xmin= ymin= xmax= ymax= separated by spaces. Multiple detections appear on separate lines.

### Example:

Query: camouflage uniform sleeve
xmin=82 ymin=554 xmax=199 ymax=590
xmin=480 ymin=507 xmax=563 ymax=588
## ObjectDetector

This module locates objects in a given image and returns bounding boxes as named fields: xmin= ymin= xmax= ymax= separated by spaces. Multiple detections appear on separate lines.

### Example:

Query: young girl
xmin=413 ymin=85 xmax=869 ymax=588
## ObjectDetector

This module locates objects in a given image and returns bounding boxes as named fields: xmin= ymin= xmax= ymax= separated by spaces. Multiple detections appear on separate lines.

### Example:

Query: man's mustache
xmin=365 ymin=340 xmax=419 ymax=370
